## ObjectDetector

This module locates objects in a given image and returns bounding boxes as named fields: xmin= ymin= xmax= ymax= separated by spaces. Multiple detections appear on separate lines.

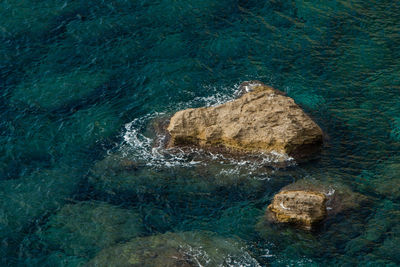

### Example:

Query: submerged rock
xmin=0 ymin=167 xmax=82 ymax=260
xmin=0 ymin=167 xmax=81 ymax=238
xmin=39 ymin=201 xmax=144 ymax=257
xmin=87 ymin=231 xmax=258 ymax=267
xmin=167 ymin=81 xmax=323 ymax=160
xmin=358 ymin=156 xmax=400 ymax=200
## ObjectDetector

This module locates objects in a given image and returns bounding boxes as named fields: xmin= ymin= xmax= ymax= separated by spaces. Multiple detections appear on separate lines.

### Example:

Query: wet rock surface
xmin=267 ymin=190 xmax=327 ymax=230
xmin=264 ymin=179 xmax=371 ymax=230
xmin=167 ymin=81 xmax=323 ymax=160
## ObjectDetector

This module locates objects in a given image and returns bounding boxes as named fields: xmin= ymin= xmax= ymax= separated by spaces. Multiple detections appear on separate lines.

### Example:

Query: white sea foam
xmin=179 ymin=244 xmax=210 ymax=267
xmin=117 ymin=84 xmax=296 ymax=177
xmin=178 ymin=244 xmax=261 ymax=267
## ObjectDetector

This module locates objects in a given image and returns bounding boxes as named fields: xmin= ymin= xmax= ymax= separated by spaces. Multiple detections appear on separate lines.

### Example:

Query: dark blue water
xmin=1 ymin=0 xmax=400 ymax=266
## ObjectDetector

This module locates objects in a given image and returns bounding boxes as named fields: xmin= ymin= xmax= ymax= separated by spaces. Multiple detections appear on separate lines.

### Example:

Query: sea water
xmin=1 ymin=0 xmax=400 ymax=266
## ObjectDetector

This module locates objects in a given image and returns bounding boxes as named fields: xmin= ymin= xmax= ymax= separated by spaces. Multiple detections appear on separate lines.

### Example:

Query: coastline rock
xmin=267 ymin=190 xmax=327 ymax=230
xmin=167 ymin=81 xmax=323 ymax=160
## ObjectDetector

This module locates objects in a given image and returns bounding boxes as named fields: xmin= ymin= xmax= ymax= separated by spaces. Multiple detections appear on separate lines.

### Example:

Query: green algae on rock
xmin=38 ymin=201 xmax=144 ymax=257
xmin=87 ymin=231 xmax=259 ymax=267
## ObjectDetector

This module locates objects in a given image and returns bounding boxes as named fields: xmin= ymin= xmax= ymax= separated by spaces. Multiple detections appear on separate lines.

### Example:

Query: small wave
xmin=174 ymin=83 xmax=242 ymax=111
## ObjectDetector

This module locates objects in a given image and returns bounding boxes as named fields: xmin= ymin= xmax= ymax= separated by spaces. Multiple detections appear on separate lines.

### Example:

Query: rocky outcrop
xmin=167 ymin=81 xmax=323 ymax=160
xmin=267 ymin=190 xmax=327 ymax=230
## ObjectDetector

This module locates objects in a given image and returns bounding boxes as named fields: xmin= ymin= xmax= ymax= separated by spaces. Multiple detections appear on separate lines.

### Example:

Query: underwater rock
xmin=87 ymin=231 xmax=258 ymax=267
xmin=88 ymin=156 xmax=267 ymax=234
xmin=167 ymin=81 xmax=323 ymax=160
xmin=0 ymin=168 xmax=80 ymax=238
xmin=25 ymin=251 xmax=88 ymax=267
xmin=39 ymin=201 xmax=144 ymax=257
xmin=0 ymin=167 xmax=81 ymax=261
xmin=88 ymin=150 xmax=266 ymax=198
xmin=267 ymin=190 xmax=327 ymax=230
xmin=345 ymin=200 xmax=400 ymax=264
xmin=359 ymin=157 xmax=400 ymax=200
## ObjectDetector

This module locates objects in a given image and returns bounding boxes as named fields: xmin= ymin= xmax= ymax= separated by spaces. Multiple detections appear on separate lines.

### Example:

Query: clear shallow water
xmin=1 ymin=0 xmax=400 ymax=266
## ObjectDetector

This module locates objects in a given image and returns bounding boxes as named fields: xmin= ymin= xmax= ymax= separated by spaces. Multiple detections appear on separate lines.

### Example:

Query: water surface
xmin=1 ymin=0 xmax=400 ymax=266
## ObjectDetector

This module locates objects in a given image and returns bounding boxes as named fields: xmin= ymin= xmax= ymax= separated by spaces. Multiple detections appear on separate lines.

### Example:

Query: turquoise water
xmin=1 ymin=0 xmax=400 ymax=266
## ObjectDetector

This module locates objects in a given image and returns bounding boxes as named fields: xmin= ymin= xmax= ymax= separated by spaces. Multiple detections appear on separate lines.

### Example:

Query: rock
xmin=0 ymin=167 xmax=81 ymax=238
xmin=36 ymin=202 xmax=144 ymax=258
xmin=264 ymin=179 xmax=371 ymax=230
xmin=87 ymin=231 xmax=259 ymax=267
xmin=358 ymin=156 xmax=400 ymax=200
xmin=38 ymin=201 xmax=144 ymax=257
xmin=25 ymin=251 xmax=88 ymax=267
xmin=267 ymin=190 xmax=327 ymax=230
xmin=345 ymin=200 xmax=400 ymax=260
xmin=0 ymin=167 xmax=81 ymax=260
xmin=167 ymin=81 xmax=323 ymax=160
xmin=278 ymin=178 xmax=371 ymax=215
xmin=88 ymin=151 xmax=266 ymax=201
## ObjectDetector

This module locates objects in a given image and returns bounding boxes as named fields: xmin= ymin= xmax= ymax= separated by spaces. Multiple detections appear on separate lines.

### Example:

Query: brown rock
xmin=267 ymin=190 xmax=327 ymax=230
xmin=166 ymin=81 xmax=323 ymax=160
xmin=264 ymin=178 xmax=372 ymax=230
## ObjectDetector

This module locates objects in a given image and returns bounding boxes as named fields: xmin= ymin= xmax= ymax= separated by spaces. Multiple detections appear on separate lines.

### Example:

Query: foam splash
xmin=223 ymin=252 xmax=263 ymax=267
xmin=178 ymin=244 xmax=261 ymax=267
xmin=176 ymin=83 xmax=242 ymax=110
xmin=179 ymin=244 xmax=211 ymax=267
xmin=118 ymin=85 xmax=296 ymax=177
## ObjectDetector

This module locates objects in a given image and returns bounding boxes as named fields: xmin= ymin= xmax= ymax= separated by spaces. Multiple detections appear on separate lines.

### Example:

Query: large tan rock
xmin=167 ymin=81 xmax=323 ymax=160
xmin=267 ymin=190 xmax=327 ymax=230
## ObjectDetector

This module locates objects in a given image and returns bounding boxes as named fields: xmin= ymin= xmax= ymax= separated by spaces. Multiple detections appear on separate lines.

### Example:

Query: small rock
xmin=264 ymin=179 xmax=371 ymax=230
xmin=267 ymin=190 xmax=327 ymax=230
